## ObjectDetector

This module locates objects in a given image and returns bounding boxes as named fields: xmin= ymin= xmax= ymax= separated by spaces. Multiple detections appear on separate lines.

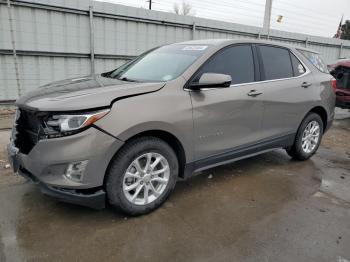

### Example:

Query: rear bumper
xmin=18 ymin=168 xmax=106 ymax=209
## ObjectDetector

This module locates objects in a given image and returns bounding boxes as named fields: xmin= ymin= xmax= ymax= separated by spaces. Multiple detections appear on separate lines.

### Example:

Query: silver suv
xmin=7 ymin=39 xmax=335 ymax=215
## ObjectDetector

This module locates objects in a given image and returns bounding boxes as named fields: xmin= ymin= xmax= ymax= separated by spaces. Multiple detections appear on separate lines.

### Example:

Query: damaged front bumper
xmin=7 ymin=126 xmax=124 ymax=210
xmin=18 ymin=167 xmax=106 ymax=209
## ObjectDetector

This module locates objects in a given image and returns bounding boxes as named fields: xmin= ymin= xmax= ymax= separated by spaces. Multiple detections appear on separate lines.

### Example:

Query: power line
xmin=222 ymin=2 xmax=337 ymax=32
xmin=99 ymin=0 xmax=341 ymax=37
xmin=275 ymin=0 xmax=343 ymax=17
xmin=194 ymin=0 xmax=265 ymax=16
xmin=270 ymin=12 xmax=341 ymax=28
xmin=164 ymin=1 xmax=265 ymax=18
xmin=161 ymin=3 xmax=332 ymax=32
xmin=158 ymin=0 xmax=336 ymax=29
xmin=272 ymin=6 xmax=341 ymax=24
xmin=155 ymin=2 xmax=330 ymax=34
xmin=199 ymin=0 xmax=339 ymax=25
xmin=153 ymin=0 xmax=340 ymax=25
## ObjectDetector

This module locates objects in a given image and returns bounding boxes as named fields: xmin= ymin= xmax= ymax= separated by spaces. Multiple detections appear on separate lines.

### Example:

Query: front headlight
xmin=44 ymin=109 xmax=110 ymax=136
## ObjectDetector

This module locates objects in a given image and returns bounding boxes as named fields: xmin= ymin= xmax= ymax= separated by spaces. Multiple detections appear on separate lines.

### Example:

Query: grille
xmin=14 ymin=109 xmax=43 ymax=154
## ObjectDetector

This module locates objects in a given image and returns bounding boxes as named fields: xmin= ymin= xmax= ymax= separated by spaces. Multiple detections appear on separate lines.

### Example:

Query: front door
xmin=189 ymin=44 xmax=265 ymax=161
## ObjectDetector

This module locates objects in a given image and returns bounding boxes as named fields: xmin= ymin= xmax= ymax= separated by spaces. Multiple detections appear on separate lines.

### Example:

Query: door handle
xmin=247 ymin=90 xmax=263 ymax=97
xmin=301 ymin=82 xmax=312 ymax=88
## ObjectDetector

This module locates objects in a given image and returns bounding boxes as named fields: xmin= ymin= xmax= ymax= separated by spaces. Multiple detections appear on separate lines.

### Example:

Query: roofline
xmin=174 ymin=38 xmax=320 ymax=54
xmin=293 ymin=46 xmax=320 ymax=54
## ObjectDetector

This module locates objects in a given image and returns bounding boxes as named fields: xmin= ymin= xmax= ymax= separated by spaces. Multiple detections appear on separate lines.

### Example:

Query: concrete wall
xmin=1 ymin=0 xmax=350 ymax=100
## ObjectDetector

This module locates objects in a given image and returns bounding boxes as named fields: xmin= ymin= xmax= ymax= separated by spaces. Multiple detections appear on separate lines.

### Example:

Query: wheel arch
xmin=104 ymin=129 xmax=188 ymax=183
xmin=129 ymin=130 xmax=187 ymax=178
xmin=308 ymin=106 xmax=328 ymax=132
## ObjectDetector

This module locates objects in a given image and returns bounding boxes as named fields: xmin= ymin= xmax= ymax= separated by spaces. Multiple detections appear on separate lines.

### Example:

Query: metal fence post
xmin=192 ymin=22 xmax=196 ymax=40
xmin=339 ymin=42 xmax=343 ymax=59
xmin=305 ymin=37 xmax=308 ymax=48
xmin=89 ymin=5 xmax=95 ymax=76
xmin=7 ymin=0 xmax=21 ymax=96
xmin=257 ymin=31 xmax=261 ymax=39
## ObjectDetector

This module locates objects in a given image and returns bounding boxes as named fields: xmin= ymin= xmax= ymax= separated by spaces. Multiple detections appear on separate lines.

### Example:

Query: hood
xmin=16 ymin=75 xmax=165 ymax=111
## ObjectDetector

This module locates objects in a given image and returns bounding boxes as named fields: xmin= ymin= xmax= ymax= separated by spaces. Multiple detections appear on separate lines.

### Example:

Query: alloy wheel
xmin=122 ymin=152 xmax=170 ymax=205
xmin=301 ymin=120 xmax=320 ymax=154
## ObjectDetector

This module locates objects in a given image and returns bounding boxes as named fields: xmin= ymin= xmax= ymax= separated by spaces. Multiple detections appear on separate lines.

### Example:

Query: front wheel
xmin=106 ymin=136 xmax=178 ymax=215
xmin=286 ymin=113 xmax=323 ymax=161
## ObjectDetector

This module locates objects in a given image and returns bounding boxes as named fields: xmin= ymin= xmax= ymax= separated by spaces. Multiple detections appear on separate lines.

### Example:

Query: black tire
xmin=286 ymin=113 xmax=324 ymax=161
xmin=105 ymin=136 xmax=178 ymax=216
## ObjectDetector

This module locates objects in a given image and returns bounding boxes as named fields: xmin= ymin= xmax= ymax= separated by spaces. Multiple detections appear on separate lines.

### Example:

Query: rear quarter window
xmin=298 ymin=50 xmax=328 ymax=73
xmin=290 ymin=53 xmax=306 ymax=76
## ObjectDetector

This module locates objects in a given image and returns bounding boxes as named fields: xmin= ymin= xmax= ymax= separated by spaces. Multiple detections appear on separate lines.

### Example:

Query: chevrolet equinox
xmin=7 ymin=39 xmax=335 ymax=215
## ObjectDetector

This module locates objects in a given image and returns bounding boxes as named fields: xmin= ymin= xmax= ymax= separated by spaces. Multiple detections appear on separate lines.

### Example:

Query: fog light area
xmin=64 ymin=160 xmax=89 ymax=182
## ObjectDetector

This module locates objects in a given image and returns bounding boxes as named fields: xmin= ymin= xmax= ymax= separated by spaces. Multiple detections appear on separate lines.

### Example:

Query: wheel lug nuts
xmin=140 ymin=181 xmax=143 ymax=184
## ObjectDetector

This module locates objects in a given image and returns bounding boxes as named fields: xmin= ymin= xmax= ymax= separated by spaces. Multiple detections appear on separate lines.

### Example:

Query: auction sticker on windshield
xmin=182 ymin=45 xmax=208 ymax=51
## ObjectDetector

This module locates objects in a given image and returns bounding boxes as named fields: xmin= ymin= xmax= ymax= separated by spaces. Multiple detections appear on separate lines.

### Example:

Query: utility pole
xmin=147 ymin=0 xmax=152 ymax=10
xmin=262 ymin=0 xmax=273 ymax=39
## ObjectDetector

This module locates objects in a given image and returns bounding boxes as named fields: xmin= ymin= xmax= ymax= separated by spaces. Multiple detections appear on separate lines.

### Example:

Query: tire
xmin=286 ymin=113 xmax=324 ymax=161
xmin=105 ymin=136 xmax=178 ymax=216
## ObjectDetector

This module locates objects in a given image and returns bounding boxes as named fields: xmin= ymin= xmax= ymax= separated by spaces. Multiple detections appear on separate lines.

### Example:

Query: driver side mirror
xmin=189 ymin=73 xmax=232 ymax=90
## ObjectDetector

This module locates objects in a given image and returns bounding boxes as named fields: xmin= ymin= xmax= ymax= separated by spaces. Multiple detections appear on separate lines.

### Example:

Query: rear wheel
xmin=286 ymin=113 xmax=323 ymax=160
xmin=106 ymin=136 xmax=178 ymax=215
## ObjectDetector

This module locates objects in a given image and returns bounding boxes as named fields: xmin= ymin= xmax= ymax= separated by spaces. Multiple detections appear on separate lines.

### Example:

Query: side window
xmin=258 ymin=45 xmax=293 ymax=80
xmin=298 ymin=50 xmax=328 ymax=73
xmin=290 ymin=53 xmax=306 ymax=76
xmin=192 ymin=45 xmax=255 ymax=85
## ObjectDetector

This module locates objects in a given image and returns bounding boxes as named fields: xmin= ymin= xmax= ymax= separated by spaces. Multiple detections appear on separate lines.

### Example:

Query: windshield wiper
xmin=118 ymin=76 xmax=138 ymax=82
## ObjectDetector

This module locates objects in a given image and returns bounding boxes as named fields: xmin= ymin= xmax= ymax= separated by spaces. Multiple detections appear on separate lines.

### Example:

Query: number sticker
xmin=182 ymin=45 xmax=208 ymax=51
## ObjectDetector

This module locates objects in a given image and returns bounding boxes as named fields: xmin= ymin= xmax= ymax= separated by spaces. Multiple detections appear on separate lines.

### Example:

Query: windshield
xmin=107 ymin=44 xmax=209 ymax=82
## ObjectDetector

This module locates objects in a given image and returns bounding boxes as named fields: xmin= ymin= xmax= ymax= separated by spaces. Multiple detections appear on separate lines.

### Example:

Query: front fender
xmin=95 ymin=84 xmax=194 ymax=162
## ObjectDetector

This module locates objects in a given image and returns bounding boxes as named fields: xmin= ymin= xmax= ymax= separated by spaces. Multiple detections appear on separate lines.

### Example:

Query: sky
xmin=96 ymin=0 xmax=350 ymax=38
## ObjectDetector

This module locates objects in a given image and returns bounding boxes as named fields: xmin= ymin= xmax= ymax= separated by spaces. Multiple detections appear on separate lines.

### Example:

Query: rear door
xmin=189 ymin=44 xmax=265 ymax=161
xmin=256 ymin=45 xmax=315 ymax=140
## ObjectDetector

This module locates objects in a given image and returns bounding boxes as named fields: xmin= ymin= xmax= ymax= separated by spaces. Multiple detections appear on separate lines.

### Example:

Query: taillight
xmin=331 ymin=78 xmax=337 ymax=91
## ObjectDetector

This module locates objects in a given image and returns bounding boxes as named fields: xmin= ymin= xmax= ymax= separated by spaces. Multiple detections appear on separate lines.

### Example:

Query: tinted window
xmin=291 ymin=53 xmax=306 ymax=76
xmin=259 ymin=45 xmax=293 ymax=80
xmin=193 ymin=45 xmax=255 ymax=85
xmin=298 ymin=50 xmax=328 ymax=73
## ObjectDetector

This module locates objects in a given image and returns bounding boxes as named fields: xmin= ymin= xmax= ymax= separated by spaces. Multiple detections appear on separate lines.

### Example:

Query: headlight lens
xmin=44 ymin=109 xmax=110 ymax=135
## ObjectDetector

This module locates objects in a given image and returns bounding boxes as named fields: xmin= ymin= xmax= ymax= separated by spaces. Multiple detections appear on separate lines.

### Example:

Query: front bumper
xmin=7 ymin=126 xmax=124 ymax=209
xmin=19 ymin=168 xmax=106 ymax=209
